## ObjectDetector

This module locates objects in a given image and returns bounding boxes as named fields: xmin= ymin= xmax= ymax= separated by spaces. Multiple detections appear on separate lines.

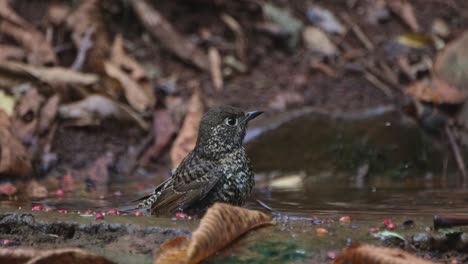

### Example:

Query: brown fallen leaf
xmin=111 ymin=34 xmax=146 ymax=81
xmin=334 ymin=244 xmax=435 ymax=264
xmin=130 ymin=0 xmax=210 ymax=72
xmin=387 ymin=0 xmax=420 ymax=32
xmin=58 ymin=94 xmax=148 ymax=130
xmin=154 ymin=203 xmax=273 ymax=264
xmin=142 ymin=109 xmax=176 ymax=163
xmin=0 ymin=109 xmax=32 ymax=179
xmin=170 ymin=91 xmax=204 ymax=168
xmin=12 ymin=86 xmax=44 ymax=144
xmin=405 ymin=78 xmax=466 ymax=105
xmin=66 ymin=0 xmax=110 ymax=72
xmin=0 ymin=0 xmax=56 ymax=65
xmin=0 ymin=247 xmax=115 ymax=264
xmin=0 ymin=61 xmax=99 ymax=87
xmin=38 ymin=94 xmax=60 ymax=135
xmin=104 ymin=61 xmax=152 ymax=113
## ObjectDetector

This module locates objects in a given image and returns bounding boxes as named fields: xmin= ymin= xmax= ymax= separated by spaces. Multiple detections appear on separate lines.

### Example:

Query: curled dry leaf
xmin=110 ymin=35 xmax=155 ymax=106
xmin=0 ymin=247 xmax=115 ymax=264
xmin=0 ymin=110 xmax=32 ymax=179
xmin=334 ymin=244 xmax=435 ymax=264
xmin=58 ymin=95 xmax=148 ymax=130
xmin=154 ymin=203 xmax=273 ymax=264
xmin=104 ymin=61 xmax=152 ymax=113
xmin=405 ymin=78 xmax=466 ymax=105
xmin=170 ymin=91 xmax=204 ymax=168
xmin=0 ymin=61 xmax=99 ymax=86
xmin=111 ymin=34 xmax=146 ymax=81
xmin=0 ymin=0 xmax=56 ymax=65
xmin=130 ymin=0 xmax=210 ymax=72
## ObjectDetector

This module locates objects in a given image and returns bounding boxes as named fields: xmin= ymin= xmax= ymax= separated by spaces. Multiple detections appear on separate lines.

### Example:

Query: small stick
xmin=364 ymin=71 xmax=394 ymax=98
xmin=71 ymin=27 xmax=94 ymax=71
xmin=340 ymin=13 xmax=374 ymax=51
xmin=445 ymin=126 xmax=468 ymax=185
xmin=256 ymin=200 xmax=281 ymax=215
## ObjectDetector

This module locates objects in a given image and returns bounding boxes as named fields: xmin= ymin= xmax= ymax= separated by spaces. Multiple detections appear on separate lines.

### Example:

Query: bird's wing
xmin=150 ymin=160 xmax=221 ymax=214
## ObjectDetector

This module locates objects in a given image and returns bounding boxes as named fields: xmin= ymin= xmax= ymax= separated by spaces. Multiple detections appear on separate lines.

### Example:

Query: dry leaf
xmin=142 ymin=109 xmax=176 ymax=163
xmin=334 ymin=244 xmax=435 ymax=264
xmin=104 ymin=61 xmax=152 ymax=113
xmin=405 ymin=78 xmax=466 ymax=105
xmin=38 ymin=94 xmax=60 ymax=135
xmin=130 ymin=0 xmax=210 ymax=72
xmin=66 ymin=0 xmax=110 ymax=72
xmin=0 ymin=247 xmax=115 ymax=264
xmin=111 ymin=34 xmax=146 ymax=81
xmin=12 ymin=86 xmax=44 ymax=144
xmin=154 ymin=203 xmax=273 ymax=264
xmin=387 ymin=0 xmax=420 ymax=32
xmin=58 ymin=95 xmax=148 ymax=130
xmin=0 ymin=0 xmax=56 ymax=65
xmin=0 ymin=110 xmax=32 ymax=179
xmin=170 ymin=91 xmax=204 ymax=168
xmin=0 ymin=61 xmax=99 ymax=86
xmin=0 ymin=90 xmax=15 ymax=116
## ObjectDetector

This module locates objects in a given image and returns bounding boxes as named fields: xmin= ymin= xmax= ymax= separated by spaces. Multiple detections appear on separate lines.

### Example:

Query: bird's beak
xmin=244 ymin=111 xmax=263 ymax=123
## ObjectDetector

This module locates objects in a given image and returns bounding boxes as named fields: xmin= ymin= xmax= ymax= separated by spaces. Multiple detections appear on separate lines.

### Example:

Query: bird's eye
xmin=224 ymin=117 xmax=238 ymax=126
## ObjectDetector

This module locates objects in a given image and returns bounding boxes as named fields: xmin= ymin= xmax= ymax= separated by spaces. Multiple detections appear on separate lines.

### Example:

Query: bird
xmin=136 ymin=105 xmax=263 ymax=215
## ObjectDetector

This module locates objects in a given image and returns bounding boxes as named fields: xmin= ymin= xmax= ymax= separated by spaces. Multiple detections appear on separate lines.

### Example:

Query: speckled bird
xmin=137 ymin=106 xmax=263 ymax=215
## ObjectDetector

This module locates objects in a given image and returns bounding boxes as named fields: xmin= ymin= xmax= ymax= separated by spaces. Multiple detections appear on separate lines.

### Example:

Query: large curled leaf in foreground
xmin=154 ymin=203 xmax=274 ymax=264
xmin=334 ymin=244 xmax=434 ymax=264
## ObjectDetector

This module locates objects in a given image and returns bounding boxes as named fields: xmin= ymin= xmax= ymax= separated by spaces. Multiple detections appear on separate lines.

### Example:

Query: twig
xmin=340 ymin=13 xmax=374 ymax=51
xmin=256 ymin=200 xmax=282 ymax=215
xmin=208 ymin=47 xmax=223 ymax=91
xmin=364 ymin=71 xmax=394 ymax=98
xmin=445 ymin=126 xmax=468 ymax=185
xmin=71 ymin=27 xmax=95 ymax=71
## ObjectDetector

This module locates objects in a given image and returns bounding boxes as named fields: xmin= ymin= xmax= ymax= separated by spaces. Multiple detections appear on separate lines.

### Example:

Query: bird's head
xmin=195 ymin=106 xmax=263 ymax=158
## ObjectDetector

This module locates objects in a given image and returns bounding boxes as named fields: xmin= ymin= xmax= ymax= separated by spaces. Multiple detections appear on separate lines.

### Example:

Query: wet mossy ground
xmin=1 ymin=209 xmax=468 ymax=263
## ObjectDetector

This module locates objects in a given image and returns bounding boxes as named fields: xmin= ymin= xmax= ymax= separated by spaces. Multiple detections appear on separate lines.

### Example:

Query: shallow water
xmin=6 ymin=106 xmax=466 ymax=220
